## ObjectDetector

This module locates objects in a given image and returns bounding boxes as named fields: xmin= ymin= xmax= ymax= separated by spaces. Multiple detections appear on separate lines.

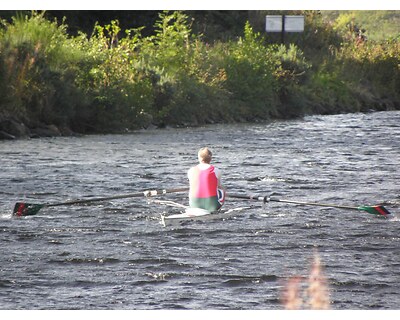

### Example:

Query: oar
xmin=13 ymin=187 xmax=189 ymax=217
xmin=228 ymin=193 xmax=392 ymax=217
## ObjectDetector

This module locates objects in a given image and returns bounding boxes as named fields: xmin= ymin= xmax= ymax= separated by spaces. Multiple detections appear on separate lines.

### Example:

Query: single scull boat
xmin=151 ymin=199 xmax=249 ymax=227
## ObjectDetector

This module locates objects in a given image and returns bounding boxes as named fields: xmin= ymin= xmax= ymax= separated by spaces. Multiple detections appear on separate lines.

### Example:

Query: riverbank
xmin=0 ymin=98 xmax=397 ymax=140
xmin=0 ymin=114 xmax=80 ymax=140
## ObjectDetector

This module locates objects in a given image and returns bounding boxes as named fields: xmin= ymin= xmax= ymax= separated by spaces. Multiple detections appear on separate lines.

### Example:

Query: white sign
xmin=285 ymin=16 xmax=305 ymax=32
xmin=265 ymin=15 xmax=282 ymax=32
xmin=266 ymin=15 xmax=304 ymax=33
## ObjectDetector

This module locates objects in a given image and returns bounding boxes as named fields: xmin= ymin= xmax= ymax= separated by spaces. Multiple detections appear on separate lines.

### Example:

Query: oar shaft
xmin=228 ymin=194 xmax=359 ymax=210
xmin=46 ymin=187 xmax=189 ymax=207
xmin=269 ymin=198 xmax=359 ymax=211
xmin=227 ymin=193 xmax=266 ymax=201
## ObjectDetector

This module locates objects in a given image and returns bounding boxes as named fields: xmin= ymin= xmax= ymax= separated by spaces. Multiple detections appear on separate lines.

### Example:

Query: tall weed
xmin=0 ymin=12 xmax=86 ymax=125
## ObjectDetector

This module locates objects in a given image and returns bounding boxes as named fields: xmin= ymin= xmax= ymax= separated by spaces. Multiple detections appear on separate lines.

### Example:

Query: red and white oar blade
xmin=13 ymin=203 xmax=44 ymax=216
xmin=358 ymin=205 xmax=392 ymax=217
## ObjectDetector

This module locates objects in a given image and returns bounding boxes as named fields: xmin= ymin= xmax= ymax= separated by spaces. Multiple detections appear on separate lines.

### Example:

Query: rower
xmin=188 ymin=147 xmax=225 ymax=212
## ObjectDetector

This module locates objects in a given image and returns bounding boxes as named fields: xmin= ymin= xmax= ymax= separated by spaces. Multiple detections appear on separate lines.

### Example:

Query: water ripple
xmin=0 ymin=111 xmax=399 ymax=310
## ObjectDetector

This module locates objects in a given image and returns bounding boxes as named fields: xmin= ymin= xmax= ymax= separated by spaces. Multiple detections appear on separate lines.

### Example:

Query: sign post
xmin=266 ymin=15 xmax=304 ymax=43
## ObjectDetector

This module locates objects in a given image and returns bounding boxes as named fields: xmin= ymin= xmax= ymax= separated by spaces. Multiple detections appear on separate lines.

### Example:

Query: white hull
xmin=160 ymin=206 xmax=248 ymax=227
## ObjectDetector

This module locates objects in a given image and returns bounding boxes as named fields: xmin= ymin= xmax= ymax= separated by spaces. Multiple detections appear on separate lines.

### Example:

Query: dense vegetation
xmin=0 ymin=10 xmax=399 ymax=137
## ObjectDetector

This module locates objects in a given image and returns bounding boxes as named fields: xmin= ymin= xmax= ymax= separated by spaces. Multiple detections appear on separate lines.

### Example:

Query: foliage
xmin=0 ymin=10 xmax=399 ymax=135
xmin=324 ymin=10 xmax=400 ymax=42
xmin=336 ymin=39 xmax=400 ymax=110
xmin=305 ymin=11 xmax=400 ymax=114
xmin=222 ymin=22 xmax=279 ymax=119
xmin=73 ymin=20 xmax=154 ymax=131
xmin=0 ymin=12 xmax=86 ymax=126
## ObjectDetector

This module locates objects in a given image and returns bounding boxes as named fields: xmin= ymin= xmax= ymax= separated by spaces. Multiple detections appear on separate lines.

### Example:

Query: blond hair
xmin=198 ymin=147 xmax=212 ymax=164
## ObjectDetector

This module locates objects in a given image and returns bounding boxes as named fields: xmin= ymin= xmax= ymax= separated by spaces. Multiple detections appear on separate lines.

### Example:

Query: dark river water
xmin=0 ymin=111 xmax=399 ymax=310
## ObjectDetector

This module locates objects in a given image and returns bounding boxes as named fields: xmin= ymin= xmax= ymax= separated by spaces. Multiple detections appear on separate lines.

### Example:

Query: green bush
xmin=339 ymin=40 xmax=400 ymax=97
xmin=0 ymin=12 xmax=86 ymax=126
xmin=73 ymin=20 xmax=155 ymax=131
xmin=222 ymin=22 xmax=280 ymax=120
